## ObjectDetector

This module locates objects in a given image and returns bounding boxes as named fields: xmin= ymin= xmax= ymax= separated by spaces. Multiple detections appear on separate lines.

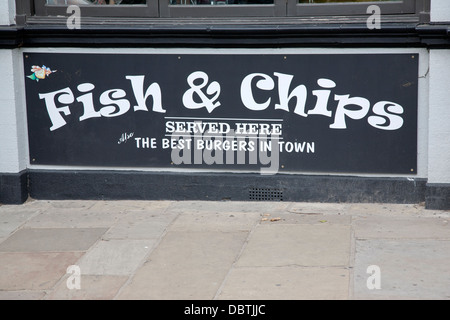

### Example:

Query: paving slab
xmin=103 ymin=210 xmax=178 ymax=240
xmin=288 ymin=202 xmax=350 ymax=215
xmin=168 ymin=201 xmax=289 ymax=215
xmin=77 ymin=239 xmax=155 ymax=275
xmin=216 ymin=266 xmax=349 ymax=300
xmin=0 ymin=201 xmax=47 ymax=213
xmin=346 ymin=203 xmax=449 ymax=217
xmin=0 ymin=290 xmax=46 ymax=300
xmin=353 ymin=239 xmax=450 ymax=300
xmin=46 ymin=200 xmax=98 ymax=209
xmin=0 ymin=228 xmax=107 ymax=252
xmin=44 ymin=275 xmax=129 ymax=300
xmin=23 ymin=209 xmax=128 ymax=229
xmin=236 ymin=224 xmax=351 ymax=267
xmin=17 ymin=199 xmax=53 ymax=210
xmin=259 ymin=212 xmax=351 ymax=225
xmin=0 ymin=252 xmax=84 ymax=290
xmin=90 ymin=200 xmax=173 ymax=213
xmin=0 ymin=208 xmax=41 ymax=238
xmin=354 ymin=216 xmax=450 ymax=239
xmin=169 ymin=211 xmax=261 ymax=232
xmin=117 ymin=231 xmax=249 ymax=300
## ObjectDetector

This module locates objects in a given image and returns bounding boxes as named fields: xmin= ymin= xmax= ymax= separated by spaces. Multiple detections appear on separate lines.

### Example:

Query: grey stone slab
xmin=288 ymin=202 xmax=350 ymax=215
xmin=117 ymin=231 xmax=248 ymax=300
xmin=0 ymin=252 xmax=83 ymax=290
xmin=0 ymin=290 xmax=46 ymax=300
xmin=346 ymin=203 xmax=449 ymax=217
xmin=15 ymin=199 xmax=52 ymax=210
xmin=289 ymin=202 xmax=449 ymax=218
xmin=103 ymin=210 xmax=178 ymax=240
xmin=77 ymin=239 xmax=155 ymax=275
xmin=47 ymin=200 xmax=98 ymax=209
xmin=0 ymin=203 xmax=44 ymax=214
xmin=353 ymin=239 xmax=450 ymax=300
xmin=259 ymin=212 xmax=351 ymax=225
xmin=24 ymin=201 xmax=172 ymax=230
xmin=236 ymin=224 xmax=351 ymax=267
xmin=0 ymin=228 xmax=107 ymax=252
xmin=169 ymin=211 xmax=261 ymax=232
xmin=45 ymin=275 xmax=129 ymax=300
xmin=354 ymin=216 xmax=450 ymax=239
xmin=0 ymin=209 xmax=41 ymax=238
xmin=217 ymin=266 xmax=349 ymax=300
xmin=168 ymin=201 xmax=289 ymax=215
xmin=24 ymin=209 xmax=128 ymax=228
xmin=90 ymin=200 xmax=173 ymax=213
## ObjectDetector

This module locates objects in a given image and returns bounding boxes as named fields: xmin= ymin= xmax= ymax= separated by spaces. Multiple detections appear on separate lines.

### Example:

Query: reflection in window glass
xmin=298 ymin=0 xmax=395 ymax=3
xmin=168 ymin=0 xmax=395 ymax=6
xmin=169 ymin=0 xmax=273 ymax=5
xmin=46 ymin=0 xmax=394 ymax=6
xmin=46 ymin=0 xmax=147 ymax=5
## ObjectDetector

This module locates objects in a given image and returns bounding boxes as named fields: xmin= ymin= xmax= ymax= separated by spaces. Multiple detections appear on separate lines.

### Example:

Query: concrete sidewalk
xmin=0 ymin=199 xmax=449 ymax=300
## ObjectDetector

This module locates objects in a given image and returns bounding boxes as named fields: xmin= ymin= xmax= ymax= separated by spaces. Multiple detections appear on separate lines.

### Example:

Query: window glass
xmin=169 ymin=0 xmax=273 ymax=5
xmin=46 ymin=0 xmax=147 ymax=5
xmin=298 ymin=0 xmax=397 ymax=2
xmin=36 ymin=0 xmax=422 ymax=17
xmin=44 ymin=0 xmax=406 ymax=8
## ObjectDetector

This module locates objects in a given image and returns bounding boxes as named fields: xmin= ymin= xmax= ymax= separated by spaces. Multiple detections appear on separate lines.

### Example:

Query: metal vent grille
xmin=249 ymin=188 xmax=283 ymax=201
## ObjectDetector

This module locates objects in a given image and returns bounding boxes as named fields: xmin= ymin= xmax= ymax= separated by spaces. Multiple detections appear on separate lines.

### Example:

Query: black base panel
xmin=28 ymin=170 xmax=428 ymax=205
xmin=3 ymin=170 xmax=448 ymax=210
xmin=0 ymin=171 xmax=28 ymax=204
xmin=426 ymin=184 xmax=450 ymax=210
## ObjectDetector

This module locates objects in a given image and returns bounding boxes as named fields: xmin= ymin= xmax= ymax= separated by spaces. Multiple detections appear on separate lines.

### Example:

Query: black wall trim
xmin=1 ymin=22 xmax=449 ymax=49
xmin=0 ymin=26 xmax=23 ymax=48
xmin=426 ymin=184 xmax=450 ymax=210
xmin=28 ymin=170 xmax=427 ymax=204
xmin=3 ymin=170 xmax=447 ymax=210
xmin=0 ymin=171 xmax=28 ymax=205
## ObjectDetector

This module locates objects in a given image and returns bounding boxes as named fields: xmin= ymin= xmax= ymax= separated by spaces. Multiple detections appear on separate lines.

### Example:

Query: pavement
xmin=0 ymin=199 xmax=449 ymax=300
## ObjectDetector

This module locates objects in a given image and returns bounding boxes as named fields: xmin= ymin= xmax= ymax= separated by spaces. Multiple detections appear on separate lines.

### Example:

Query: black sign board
xmin=24 ymin=52 xmax=418 ymax=174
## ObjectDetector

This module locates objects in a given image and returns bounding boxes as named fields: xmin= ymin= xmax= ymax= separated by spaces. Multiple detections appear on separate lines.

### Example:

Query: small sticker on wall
xmin=27 ymin=65 xmax=57 ymax=82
